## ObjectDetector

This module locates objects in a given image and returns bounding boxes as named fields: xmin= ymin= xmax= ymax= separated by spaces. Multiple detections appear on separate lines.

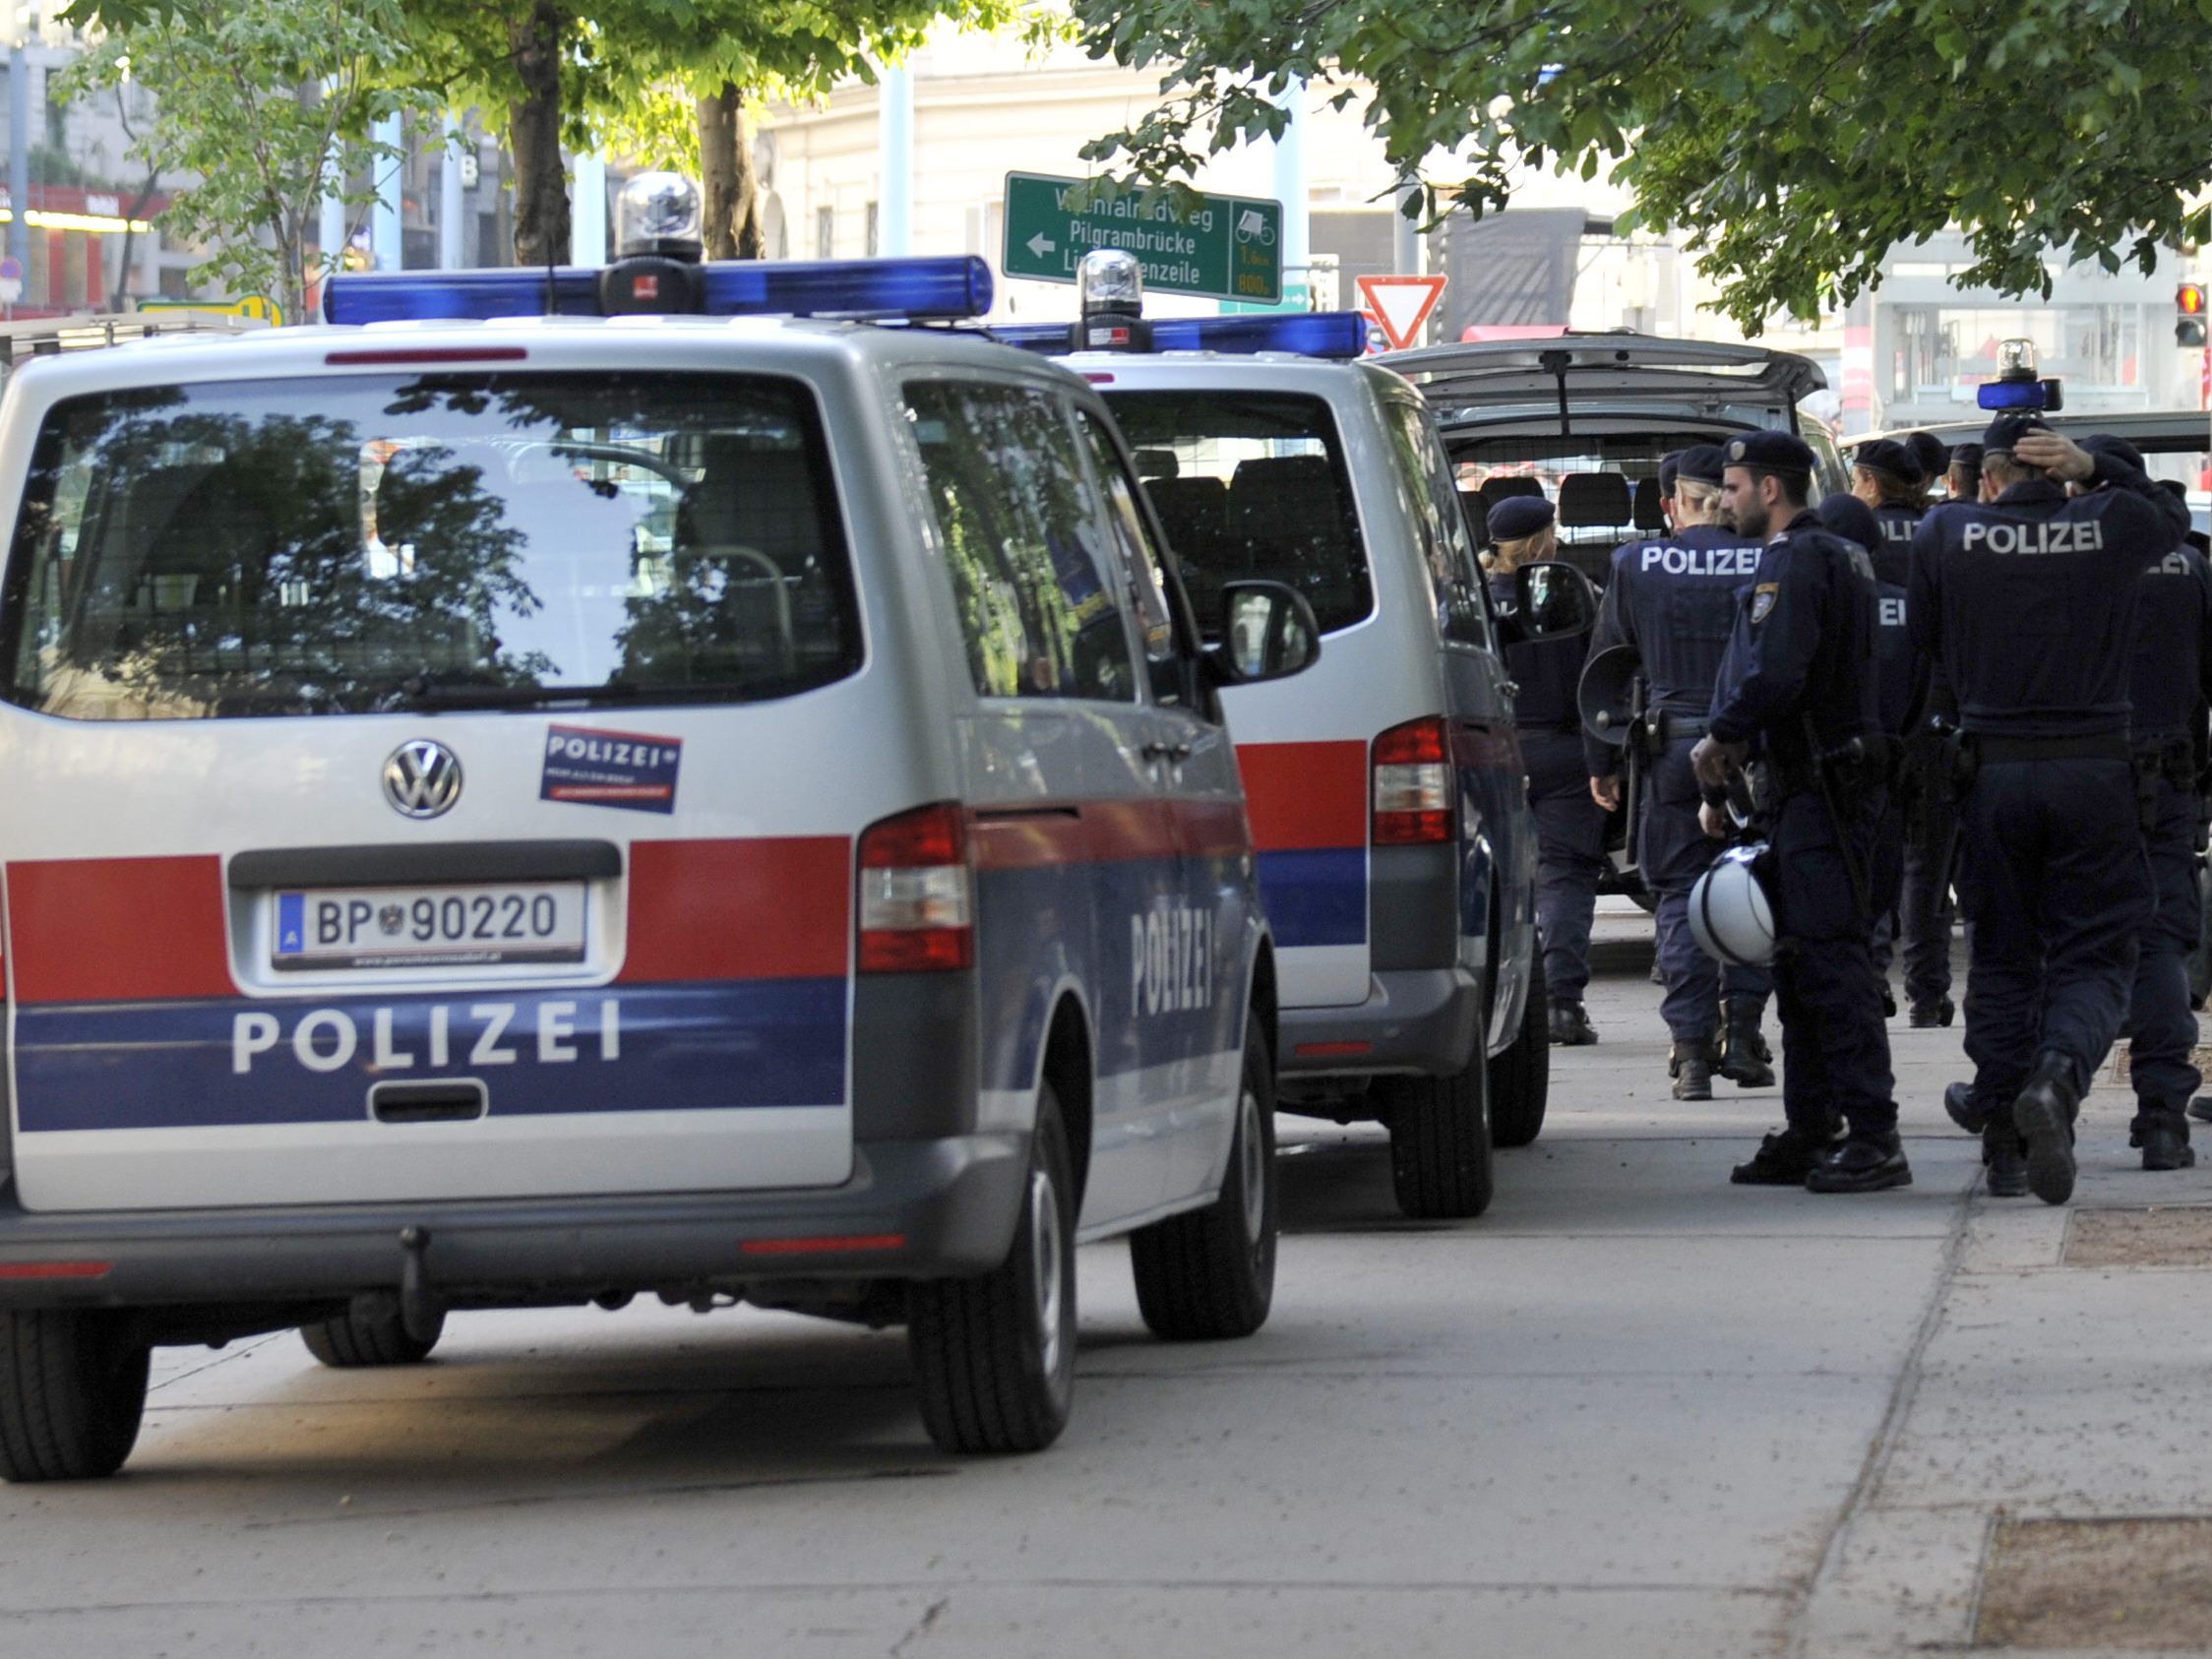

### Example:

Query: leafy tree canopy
xmin=1073 ymin=0 xmax=2212 ymax=331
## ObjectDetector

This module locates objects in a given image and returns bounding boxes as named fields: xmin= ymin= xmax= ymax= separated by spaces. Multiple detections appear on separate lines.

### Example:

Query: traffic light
xmin=2179 ymin=282 xmax=2207 ymax=348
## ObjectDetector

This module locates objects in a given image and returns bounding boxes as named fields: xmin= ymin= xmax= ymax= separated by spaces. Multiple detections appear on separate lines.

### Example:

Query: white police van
xmin=0 ymin=178 xmax=1318 ymax=1480
xmin=1002 ymin=257 xmax=1596 ymax=1220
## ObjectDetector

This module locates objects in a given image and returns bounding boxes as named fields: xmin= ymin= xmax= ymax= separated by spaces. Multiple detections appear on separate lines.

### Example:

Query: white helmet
xmin=1690 ymin=843 xmax=1778 ymax=967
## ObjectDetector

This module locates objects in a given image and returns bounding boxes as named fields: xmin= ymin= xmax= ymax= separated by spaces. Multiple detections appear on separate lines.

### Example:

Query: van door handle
xmin=1141 ymin=741 xmax=1193 ymax=763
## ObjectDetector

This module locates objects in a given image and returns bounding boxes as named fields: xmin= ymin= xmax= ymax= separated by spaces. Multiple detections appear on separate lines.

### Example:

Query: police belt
xmin=1649 ymin=710 xmax=1709 ymax=743
xmin=1964 ymin=733 xmax=2133 ymax=767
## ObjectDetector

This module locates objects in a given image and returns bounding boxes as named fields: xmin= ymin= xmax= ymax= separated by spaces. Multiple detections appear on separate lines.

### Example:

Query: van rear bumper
xmin=1276 ymin=966 xmax=1482 ymax=1079
xmin=0 ymin=1134 xmax=1029 ymax=1312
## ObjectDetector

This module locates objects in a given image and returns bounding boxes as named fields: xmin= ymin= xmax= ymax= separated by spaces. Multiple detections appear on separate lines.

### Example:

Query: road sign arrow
xmin=1358 ymin=274 xmax=1449 ymax=352
xmin=1027 ymin=232 xmax=1056 ymax=259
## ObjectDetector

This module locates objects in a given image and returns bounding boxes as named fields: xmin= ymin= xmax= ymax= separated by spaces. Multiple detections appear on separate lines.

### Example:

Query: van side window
xmin=1074 ymin=410 xmax=1190 ymax=707
xmin=1386 ymin=401 xmax=1492 ymax=648
xmin=904 ymin=380 xmax=1137 ymax=703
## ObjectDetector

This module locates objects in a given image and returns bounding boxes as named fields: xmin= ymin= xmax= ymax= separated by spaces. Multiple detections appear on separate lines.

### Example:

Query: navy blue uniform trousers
xmin=1771 ymin=787 xmax=1896 ymax=1138
xmin=1524 ymin=731 xmax=1609 ymax=1006
xmin=2124 ymin=772 xmax=2201 ymax=1119
xmin=1646 ymin=738 xmax=1771 ymax=1041
xmin=1958 ymin=757 xmax=2152 ymax=1111
xmin=1871 ymin=824 xmax=1957 ymax=1007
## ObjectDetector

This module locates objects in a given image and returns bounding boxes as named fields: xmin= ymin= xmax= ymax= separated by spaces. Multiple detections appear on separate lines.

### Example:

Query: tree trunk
xmin=507 ymin=0 xmax=569 ymax=267
xmin=696 ymin=81 xmax=766 ymax=261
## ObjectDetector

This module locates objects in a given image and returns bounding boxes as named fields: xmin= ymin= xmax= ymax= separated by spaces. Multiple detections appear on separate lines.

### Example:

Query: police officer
xmin=1944 ymin=443 xmax=1984 ymax=506
xmin=1691 ymin=432 xmax=1905 ymax=1193
xmin=1909 ymin=416 xmax=2191 ymax=1203
xmin=1488 ymin=494 xmax=1609 ymax=1044
xmin=1586 ymin=444 xmax=1775 ymax=1097
xmin=1904 ymin=431 xmax=1952 ymax=502
xmin=2080 ymin=434 xmax=2212 ymax=1171
xmin=1851 ymin=438 xmax=1953 ymax=1024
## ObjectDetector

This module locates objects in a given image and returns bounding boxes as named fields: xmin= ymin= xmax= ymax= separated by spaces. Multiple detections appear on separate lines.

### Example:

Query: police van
xmin=0 ymin=177 xmax=1319 ymax=1480
xmin=1002 ymin=257 xmax=1596 ymax=1220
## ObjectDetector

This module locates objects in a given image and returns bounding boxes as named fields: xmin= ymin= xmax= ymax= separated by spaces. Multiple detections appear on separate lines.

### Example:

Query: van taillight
xmin=857 ymin=803 xmax=974 ymax=973
xmin=1372 ymin=716 xmax=1453 ymax=845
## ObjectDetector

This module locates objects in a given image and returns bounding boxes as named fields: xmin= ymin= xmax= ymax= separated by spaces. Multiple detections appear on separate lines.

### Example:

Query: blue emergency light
xmin=322 ymin=255 xmax=997 ymax=327
xmin=992 ymin=310 xmax=1371 ymax=361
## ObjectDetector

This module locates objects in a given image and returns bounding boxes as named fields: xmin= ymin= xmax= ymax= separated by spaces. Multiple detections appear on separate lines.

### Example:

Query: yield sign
xmin=1357 ymin=274 xmax=1447 ymax=351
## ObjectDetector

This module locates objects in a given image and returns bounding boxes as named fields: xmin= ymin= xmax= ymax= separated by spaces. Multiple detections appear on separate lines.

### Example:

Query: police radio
xmin=1976 ymin=337 xmax=2064 ymax=413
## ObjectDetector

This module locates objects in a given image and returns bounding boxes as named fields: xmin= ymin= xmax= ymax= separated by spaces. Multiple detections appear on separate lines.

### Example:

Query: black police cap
xmin=1676 ymin=444 xmax=1728 ymax=487
xmin=1488 ymin=495 xmax=1557 ymax=541
xmin=2079 ymin=432 xmax=2146 ymax=473
xmin=1658 ymin=451 xmax=1683 ymax=497
xmin=1906 ymin=431 xmax=1950 ymax=481
xmin=1724 ymin=431 xmax=1816 ymax=475
xmin=1814 ymin=493 xmax=1881 ymax=555
xmin=1981 ymin=414 xmax=2049 ymax=455
xmin=1948 ymin=442 xmax=1984 ymax=469
xmin=1853 ymin=438 xmax=1921 ymax=483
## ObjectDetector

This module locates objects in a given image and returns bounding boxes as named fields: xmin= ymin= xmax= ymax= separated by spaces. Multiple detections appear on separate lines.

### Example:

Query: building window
xmin=866 ymin=202 xmax=880 ymax=258
xmin=815 ymin=206 xmax=834 ymax=260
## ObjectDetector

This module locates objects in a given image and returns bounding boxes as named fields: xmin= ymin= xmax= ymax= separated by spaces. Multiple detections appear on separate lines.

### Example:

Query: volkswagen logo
xmin=383 ymin=739 xmax=463 ymax=820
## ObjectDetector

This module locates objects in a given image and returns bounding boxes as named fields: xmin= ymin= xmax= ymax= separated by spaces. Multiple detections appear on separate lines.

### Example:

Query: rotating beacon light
xmin=1075 ymin=249 xmax=1152 ymax=352
xmin=600 ymin=171 xmax=706 ymax=314
xmin=1977 ymin=335 xmax=2064 ymax=413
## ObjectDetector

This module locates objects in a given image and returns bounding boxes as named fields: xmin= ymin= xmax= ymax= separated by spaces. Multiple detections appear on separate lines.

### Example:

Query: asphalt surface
xmin=5 ymin=904 xmax=2209 ymax=1658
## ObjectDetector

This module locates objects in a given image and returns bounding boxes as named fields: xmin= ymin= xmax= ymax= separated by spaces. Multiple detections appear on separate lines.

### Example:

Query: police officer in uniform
xmin=1909 ymin=416 xmax=2191 ymax=1202
xmin=1944 ymin=443 xmax=1984 ymax=506
xmin=1691 ymin=432 xmax=1906 ymax=1193
xmin=1586 ymin=444 xmax=1775 ymax=1097
xmin=2080 ymin=434 xmax=2212 ymax=1171
xmin=1487 ymin=494 xmax=1609 ymax=1044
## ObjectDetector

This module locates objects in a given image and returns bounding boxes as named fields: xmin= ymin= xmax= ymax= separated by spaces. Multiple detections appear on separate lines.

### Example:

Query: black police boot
xmin=2131 ymin=1105 xmax=2196 ymax=1173
xmin=1731 ymin=1121 xmax=1842 ymax=1186
xmin=1981 ymin=1114 xmax=2029 ymax=1198
xmin=2011 ymin=1052 xmax=2080 ymax=1206
xmin=1806 ymin=1129 xmax=1913 ymax=1194
xmin=1717 ymin=998 xmax=1776 ymax=1088
xmin=1942 ymin=1080 xmax=1991 ymax=1136
xmin=1909 ymin=996 xmax=1955 ymax=1029
xmin=2188 ymin=1096 xmax=2212 ymax=1126
xmin=1549 ymin=1000 xmax=1598 ymax=1047
xmin=1670 ymin=1040 xmax=1714 ymax=1102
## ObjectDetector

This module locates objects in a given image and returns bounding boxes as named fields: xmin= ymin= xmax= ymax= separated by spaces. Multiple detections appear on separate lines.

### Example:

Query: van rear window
xmin=1 ymin=371 xmax=860 ymax=719
xmin=1100 ymin=392 xmax=1372 ymax=635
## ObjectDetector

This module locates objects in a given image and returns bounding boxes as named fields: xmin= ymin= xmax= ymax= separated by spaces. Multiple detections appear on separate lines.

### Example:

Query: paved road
xmin=6 ymin=909 xmax=2209 ymax=1658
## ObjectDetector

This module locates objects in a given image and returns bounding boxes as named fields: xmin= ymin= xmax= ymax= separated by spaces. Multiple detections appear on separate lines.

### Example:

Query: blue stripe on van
xmin=1255 ymin=847 xmax=1367 ymax=949
xmin=13 ymin=980 xmax=847 ymax=1133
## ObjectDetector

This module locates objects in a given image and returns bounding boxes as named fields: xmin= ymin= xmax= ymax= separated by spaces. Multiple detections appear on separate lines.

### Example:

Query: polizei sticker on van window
xmin=541 ymin=725 xmax=683 ymax=814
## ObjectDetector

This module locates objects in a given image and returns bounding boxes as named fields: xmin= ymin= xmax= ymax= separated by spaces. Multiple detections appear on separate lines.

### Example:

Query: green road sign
xmin=1002 ymin=172 xmax=1282 ymax=305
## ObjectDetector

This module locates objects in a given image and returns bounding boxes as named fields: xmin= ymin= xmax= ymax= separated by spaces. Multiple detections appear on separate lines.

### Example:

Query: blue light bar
xmin=323 ymin=256 xmax=996 ymax=327
xmin=993 ymin=310 xmax=1372 ymax=361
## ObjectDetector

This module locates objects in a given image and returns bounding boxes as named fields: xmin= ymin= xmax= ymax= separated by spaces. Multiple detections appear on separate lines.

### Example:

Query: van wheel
xmin=0 ymin=1310 xmax=150 ymax=1482
xmin=1382 ymin=1044 xmax=1497 ymax=1220
xmin=1130 ymin=1021 xmax=1278 ymax=1340
xmin=908 ymin=1085 xmax=1076 ymax=1454
xmin=1489 ymin=969 xmax=1551 ymax=1148
xmin=300 ymin=1298 xmax=444 ymax=1368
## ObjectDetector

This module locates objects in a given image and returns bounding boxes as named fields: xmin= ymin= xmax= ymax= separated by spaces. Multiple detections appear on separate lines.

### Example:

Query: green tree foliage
xmin=59 ymin=0 xmax=427 ymax=323
xmin=1074 ymin=0 xmax=2212 ymax=331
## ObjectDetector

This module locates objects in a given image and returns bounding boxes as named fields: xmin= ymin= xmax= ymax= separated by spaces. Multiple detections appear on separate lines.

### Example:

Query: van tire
xmin=1130 ymin=1021 xmax=1278 ymax=1341
xmin=0 ymin=1310 xmax=150 ymax=1482
xmin=1489 ymin=969 xmax=1551 ymax=1148
xmin=1383 ymin=1044 xmax=1497 ymax=1220
xmin=300 ymin=1300 xmax=444 ymax=1368
xmin=908 ymin=1086 xmax=1077 ymax=1454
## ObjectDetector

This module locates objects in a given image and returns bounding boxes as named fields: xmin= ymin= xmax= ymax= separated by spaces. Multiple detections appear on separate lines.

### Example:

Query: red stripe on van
xmin=1175 ymin=798 xmax=1255 ymax=860
xmin=619 ymin=837 xmax=850 ymax=983
xmin=8 ymin=856 xmax=233 ymax=1004
xmin=1235 ymin=741 xmax=1369 ymax=851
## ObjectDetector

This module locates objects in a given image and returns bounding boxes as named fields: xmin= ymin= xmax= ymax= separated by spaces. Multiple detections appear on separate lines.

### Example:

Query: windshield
xmin=1100 ymin=390 xmax=1373 ymax=635
xmin=1 ymin=370 xmax=860 ymax=719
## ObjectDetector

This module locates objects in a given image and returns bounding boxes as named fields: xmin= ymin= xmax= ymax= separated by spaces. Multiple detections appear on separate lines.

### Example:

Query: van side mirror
xmin=1206 ymin=580 xmax=1322 ymax=685
xmin=1498 ymin=560 xmax=1597 ymax=645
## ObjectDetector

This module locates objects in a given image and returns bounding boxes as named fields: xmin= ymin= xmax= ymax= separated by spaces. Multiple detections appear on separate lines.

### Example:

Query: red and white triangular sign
xmin=1357 ymin=274 xmax=1447 ymax=352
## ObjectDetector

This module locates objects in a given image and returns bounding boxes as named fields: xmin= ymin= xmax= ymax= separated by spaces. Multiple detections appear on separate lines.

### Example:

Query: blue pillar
xmin=571 ymin=153 xmax=606 ymax=265
xmin=8 ymin=41 xmax=29 ymax=269
xmin=371 ymin=112 xmax=402 ymax=272
xmin=1269 ymin=77 xmax=1310 ymax=294
xmin=877 ymin=64 xmax=914 ymax=257
xmin=439 ymin=113 xmax=464 ymax=270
